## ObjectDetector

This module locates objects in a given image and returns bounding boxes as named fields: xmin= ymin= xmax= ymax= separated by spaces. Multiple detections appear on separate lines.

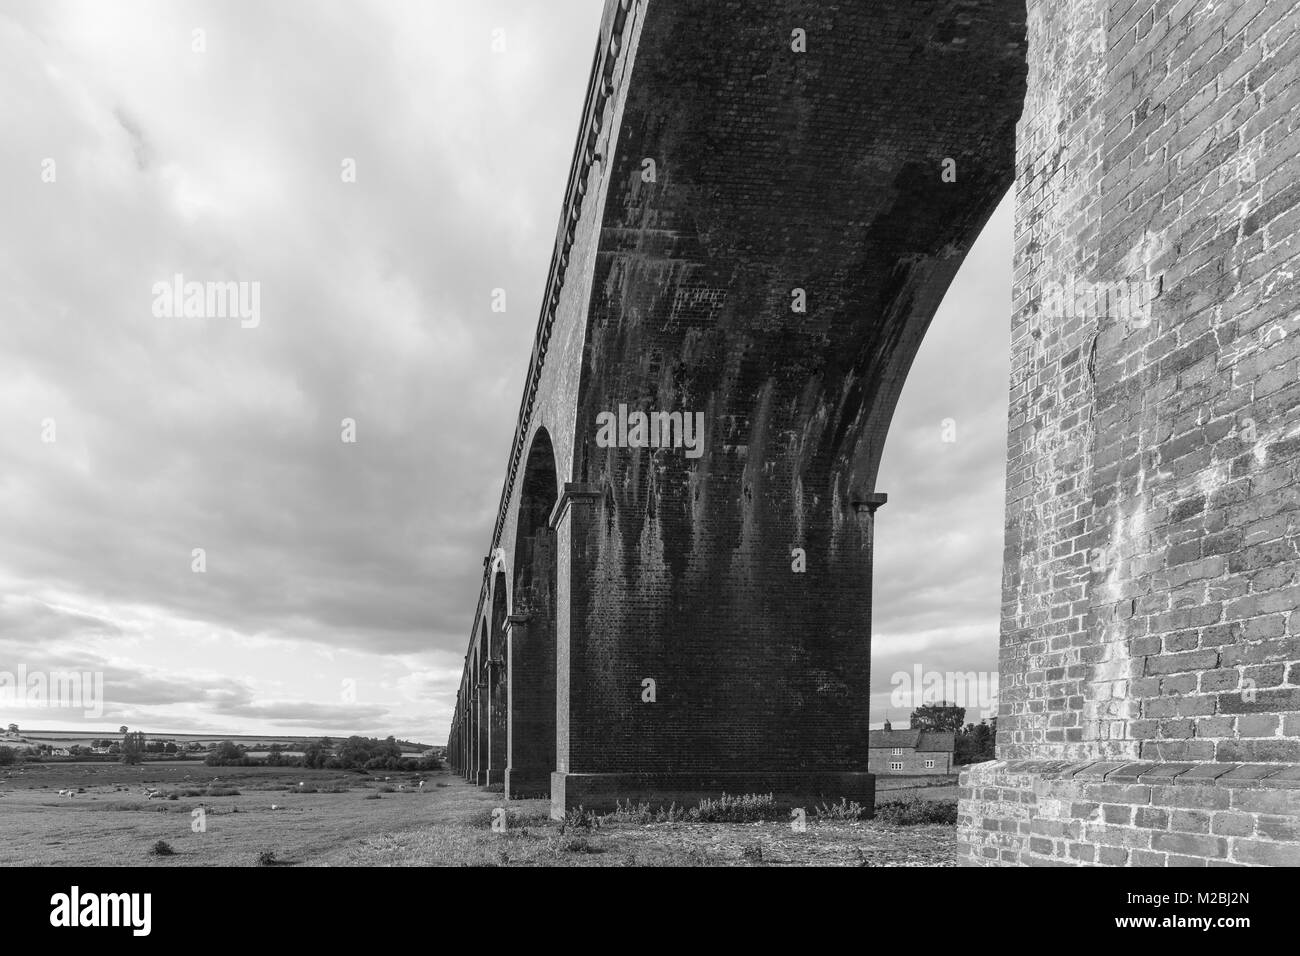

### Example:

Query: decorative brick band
xmin=465 ymin=0 xmax=640 ymax=647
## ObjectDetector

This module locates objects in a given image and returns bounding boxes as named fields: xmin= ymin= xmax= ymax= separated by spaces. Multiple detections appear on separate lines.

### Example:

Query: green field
xmin=0 ymin=763 xmax=956 ymax=866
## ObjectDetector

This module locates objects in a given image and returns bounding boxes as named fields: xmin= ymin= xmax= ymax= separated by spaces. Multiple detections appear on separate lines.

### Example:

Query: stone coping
xmin=963 ymin=759 xmax=1300 ymax=789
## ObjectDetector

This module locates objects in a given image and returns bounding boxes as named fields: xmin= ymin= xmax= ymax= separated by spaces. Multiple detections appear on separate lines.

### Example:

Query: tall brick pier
xmin=959 ymin=0 xmax=1300 ymax=865
xmin=449 ymin=0 xmax=1300 ymax=864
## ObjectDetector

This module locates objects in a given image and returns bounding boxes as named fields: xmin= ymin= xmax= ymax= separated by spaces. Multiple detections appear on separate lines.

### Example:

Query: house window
xmin=892 ymin=748 xmax=903 ymax=755
xmin=889 ymin=761 xmax=903 ymax=771
xmin=924 ymin=759 xmax=936 ymax=769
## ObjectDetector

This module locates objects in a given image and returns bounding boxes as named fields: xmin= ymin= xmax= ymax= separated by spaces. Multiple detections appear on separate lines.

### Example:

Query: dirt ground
xmin=0 ymin=762 xmax=957 ymax=867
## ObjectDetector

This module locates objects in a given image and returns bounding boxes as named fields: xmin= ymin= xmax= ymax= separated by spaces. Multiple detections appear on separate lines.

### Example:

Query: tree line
xmin=908 ymin=702 xmax=997 ymax=765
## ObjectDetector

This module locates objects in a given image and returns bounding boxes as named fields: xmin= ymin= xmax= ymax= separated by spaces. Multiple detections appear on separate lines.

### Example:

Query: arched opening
xmin=870 ymin=191 xmax=1013 ymax=761
xmin=506 ymin=428 xmax=559 ymax=798
xmin=487 ymin=571 xmax=508 ymax=786
xmin=462 ymin=678 xmax=471 ymax=779
xmin=472 ymin=622 xmax=487 ymax=785
xmin=473 ymin=636 xmax=488 ymax=785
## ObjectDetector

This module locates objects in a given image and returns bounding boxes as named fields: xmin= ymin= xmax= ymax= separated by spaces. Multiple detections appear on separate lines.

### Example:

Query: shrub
xmin=552 ymin=835 xmax=603 ymax=855
xmin=204 ymin=741 xmax=249 ymax=767
xmin=689 ymin=793 xmax=781 ymax=823
xmin=364 ymin=792 xmax=381 ymax=800
xmin=598 ymin=800 xmax=687 ymax=824
xmin=741 ymin=841 xmax=764 ymax=863
xmin=874 ymin=798 xmax=958 ymax=826
xmin=813 ymin=797 xmax=867 ymax=821
xmin=600 ymin=800 xmax=654 ymax=825
xmin=149 ymin=840 xmax=175 ymax=856
xmin=558 ymin=806 xmax=600 ymax=833
xmin=256 ymin=850 xmax=278 ymax=866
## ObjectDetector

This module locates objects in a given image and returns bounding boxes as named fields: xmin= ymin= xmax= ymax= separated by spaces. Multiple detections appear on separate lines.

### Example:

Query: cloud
xmin=871 ymin=194 xmax=1012 ymax=725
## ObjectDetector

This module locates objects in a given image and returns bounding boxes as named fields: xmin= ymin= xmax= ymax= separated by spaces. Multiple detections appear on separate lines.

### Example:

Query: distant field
xmin=0 ymin=764 xmax=956 ymax=867
xmin=2 ymin=730 xmax=435 ymax=753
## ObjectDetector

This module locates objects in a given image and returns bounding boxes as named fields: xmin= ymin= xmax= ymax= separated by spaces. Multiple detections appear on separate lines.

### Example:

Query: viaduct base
xmin=549 ymin=771 xmax=876 ymax=819
xmin=959 ymin=761 xmax=1300 ymax=866
xmin=505 ymin=769 xmax=551 ymax=800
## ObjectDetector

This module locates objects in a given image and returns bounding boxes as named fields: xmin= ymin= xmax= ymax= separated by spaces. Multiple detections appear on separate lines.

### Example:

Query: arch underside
xmin=506 ymin=429 xmax=559 ymax=797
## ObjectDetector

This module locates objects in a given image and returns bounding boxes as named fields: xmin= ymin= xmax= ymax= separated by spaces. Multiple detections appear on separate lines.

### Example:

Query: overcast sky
xmin=0 ymin=0 xmax=1010 ymax=743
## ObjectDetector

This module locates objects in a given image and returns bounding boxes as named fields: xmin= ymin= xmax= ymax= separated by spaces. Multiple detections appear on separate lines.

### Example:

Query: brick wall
xmin=961 ymin=0 xmax=1300 ymax=864
xmin=868 ymin=749 xmax=953 ymax=774
xmin=961 ymin=759 xmax=1300 ymax=865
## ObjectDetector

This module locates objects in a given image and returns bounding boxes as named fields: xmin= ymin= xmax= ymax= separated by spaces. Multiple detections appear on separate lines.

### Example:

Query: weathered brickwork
xmin=960 ymin=759 xmax=1300 ymax=866
xmin=548 ymin=0 xmax=1024 ymax=813
xmin=961 ymin=0 xmax=1300 ymax=864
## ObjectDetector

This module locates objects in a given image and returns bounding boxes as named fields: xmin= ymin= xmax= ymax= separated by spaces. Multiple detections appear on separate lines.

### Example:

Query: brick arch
xmin=485 ymin=570 xmax=509 ymax=787
xmin=547 ymin=0 xmax=1026 ymax=809
xmin=505 ymin=427 xmax=560 ymax=798
xmin=472 ymin=633 xmax=487 ymax=784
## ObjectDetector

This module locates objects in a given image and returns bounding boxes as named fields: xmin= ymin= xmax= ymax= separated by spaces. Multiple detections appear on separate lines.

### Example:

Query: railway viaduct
xmin=449 ymin=0 xmax=1300 ymax=865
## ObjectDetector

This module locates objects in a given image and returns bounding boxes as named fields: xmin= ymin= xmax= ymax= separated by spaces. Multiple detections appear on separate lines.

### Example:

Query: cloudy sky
xmin=0 ymin=0 xmax=1010 ymax=743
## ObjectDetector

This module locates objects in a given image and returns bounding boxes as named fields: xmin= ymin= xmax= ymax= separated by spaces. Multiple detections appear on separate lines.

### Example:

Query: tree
xmin=0 ymin=746 xmax=15 ymax=766
xmin=205 ymin=740 xmax=245 ymax=766
xmin=164 ymin=742 xmax=178 ymax=754
xmin=6 ymin=723 xmax=17 ymax=734
xmin=909 ymin=701 xmax=966 ymax=733
xmin=955 ymin=718 xmax=997 ymax=765
xmin=121 ymin=731 xmax=147 ymax=765
xmin=302 ymin=741 xmax=327 ymax=769
xmin=119 ymin=725 xmax=129 ymax=734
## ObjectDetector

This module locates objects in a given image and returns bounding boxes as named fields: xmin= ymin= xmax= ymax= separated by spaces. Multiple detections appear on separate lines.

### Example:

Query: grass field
xmin=0 ymin=763 xmax=957 ymax=866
